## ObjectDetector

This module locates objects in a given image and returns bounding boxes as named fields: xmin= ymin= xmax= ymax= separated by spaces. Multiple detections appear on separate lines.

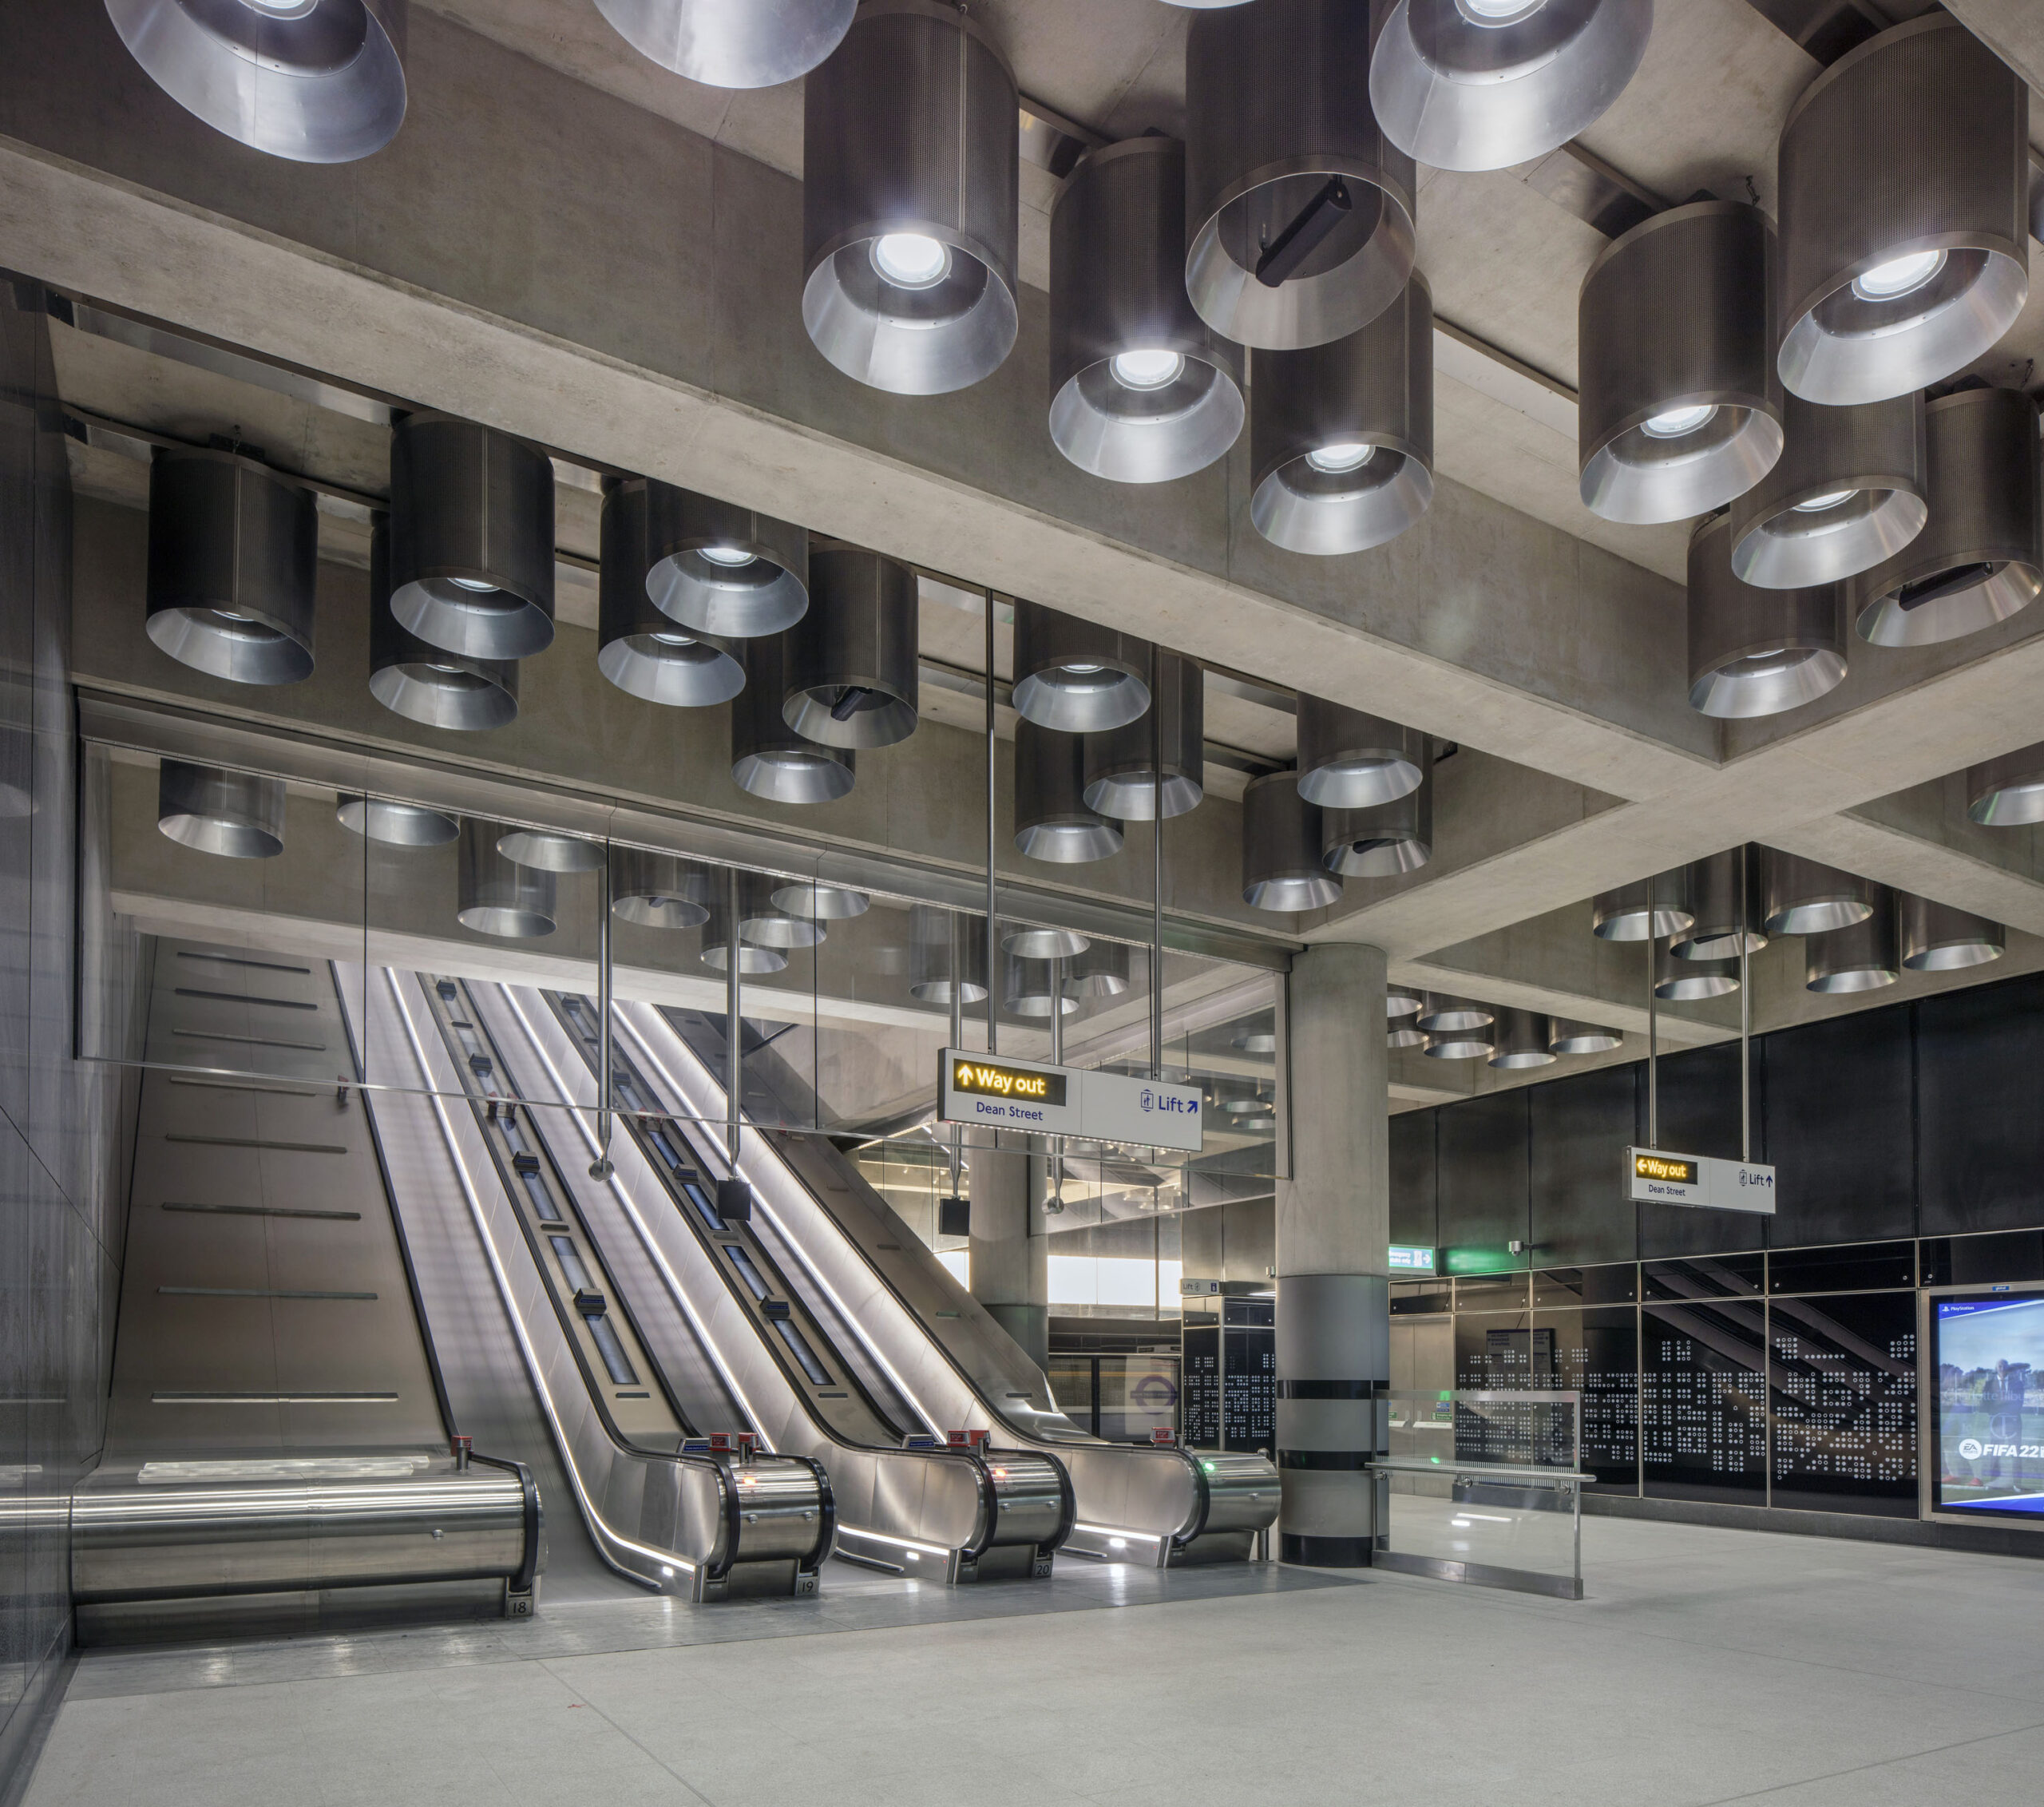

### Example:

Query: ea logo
xmin=1959 ymin=1438 xmax=1984 ymax=1460
xmin=1139 ymin=1088 xmax=1155 ymax=1112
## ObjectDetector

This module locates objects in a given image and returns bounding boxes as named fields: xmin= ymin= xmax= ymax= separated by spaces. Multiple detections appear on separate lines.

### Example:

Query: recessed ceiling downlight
xmin=1851 ymin=248 xmax=1946 ymax=303
xmin=1641 ymin=405 xmax=1719 ymax=441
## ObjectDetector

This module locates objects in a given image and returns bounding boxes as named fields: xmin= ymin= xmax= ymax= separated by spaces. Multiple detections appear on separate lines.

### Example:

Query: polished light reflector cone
xmin=701 ymin=890 xmax=790 ymax=974
xmin=1489 ymin=1008 xmax=1557 ymax=1070
xmin=1067 ymin=939 xmax=1132 ymax=998
xmin=1322 ymin=742 xmax=1432 ymax=877
xmin=772 ymin=881 xmax=869 ymax=921
xmin=1687 ymin=511 xmax=1845 ymax=719
xmin=1010 ymin=601 xmax=1151 ymax=733
xmin=1415 ymin=993 xmax=1492 ymax=1034
xmin=1082 ymin=653 xmax=1203 ymax=819
xmin=367 ymin=508 xmax=518 ymax=730
xmin=388 ymin=414 xmax=555 ymax=660
xmin=909 ymin=904 xmax=988 ymax=1005
xmin=157 ymin=760 xmax=285 ymax=859
xmin=1387 ymin=986 xmax=1424 ymax=1020
xmin=458 ymin=818 xmax=556 ymax=937
xmin=1578 ymin=201 xmax=1782 ymax=526
xmin=1967 ymin=742 xmax=2044 ymax=827
xmin=1014 ymin=718 xmax=1123 ymax=865
xmin=783 ymin=549 xmax=918 ymax=748
xmin=497 ymin=827 xmax=604 ymax=873
xmin=335 ymin=796 xmax=457 ymax=846
xmin=599 ymin=478 xmax=743 ymax=706
xmin=1852 ymin=386 xmax=2043 ymax=649
xmin=1761 ymin=848 xmax=1872 ymax=936
xmin=738 ymin=874 xmax=825 ymax=949
xmin=731 ymin=633 xmax=855 ymax=804
xmin=1297 ymin=699 xmax=1427 ymax=809
xmin=1002 ymin=921 xmax=1088 ymax=961
xmin=1184 ymin=0 xmax=1417 ymax=351
xmin=1805 ymin=885 xmax=1898 ymax=992
xmin=1242 ymin=771 xmax=1341 ymax=912
xmin=594 ymin=0 xmax=854 ymax=86
xmin=1050 ymin=136 xmax=1243 ymax=483
xmin=1003 ymin=953 xmax=1076 ymax=1020
xmin=1387 ymin=1024 xmax=1428 ymax=1050
xmin=1549 ymin=1018 xmax=1622 ymax=1055
xmin=644 ymin=481 xmax=808 ymax=640
xmin=106 ymin=0 xmax=407 ymax=163
xmin=1899 ymin=894 xmax=2003 ymax=972
xmin=1672 ymin=849 xmax=1765 ymax=960
xmin=1591 ymin=871 xmax=1692 ymax=941
xmin=801 ymin=0 xmax=1019 ymax=394
xmin=1654 ymin=937 xmax=1737 ymax=1001
xmin=145 ymin=445 xmax=316 ymax=684
xmin=1777 ymin=16 xmax=2030 ymax=405
xmin=1251 ymin=273 xmax=1433 ymax=553
xmin=611 ymin=847 xmax=711 ymax=929
xmin=1729 ymin=389 xmax=1924 ymax=589
xmin=1424 ymin=1027 xmax=1493 ymax=1061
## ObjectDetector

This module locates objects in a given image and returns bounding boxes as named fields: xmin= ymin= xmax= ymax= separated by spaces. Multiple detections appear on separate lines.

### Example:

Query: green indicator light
xmin=1430 ymin=1456 xmax=1440 ymax=1464
xmin=1202 ymin=1461 xmax=1217 ymax=1473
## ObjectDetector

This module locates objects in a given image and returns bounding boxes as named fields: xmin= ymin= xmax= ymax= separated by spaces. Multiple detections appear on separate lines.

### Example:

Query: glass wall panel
xmin=1642 ymin=1297 xmax=1768 ymax=1504
xmin=1768 ymin=1290 xmax=1916 ymax=1516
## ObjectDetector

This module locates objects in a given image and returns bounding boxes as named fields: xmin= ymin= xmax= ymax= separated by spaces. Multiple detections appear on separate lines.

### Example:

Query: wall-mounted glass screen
xmin=1933 ymin=1291 xmax=2044 ymax=1522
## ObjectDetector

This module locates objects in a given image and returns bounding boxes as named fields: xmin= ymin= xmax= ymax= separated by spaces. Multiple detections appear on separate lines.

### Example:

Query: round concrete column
xmin=967 ymin=1144 xmax=1049 ymax=1371
xmin=1275 ymin=942 xmax=1390 ymax=1567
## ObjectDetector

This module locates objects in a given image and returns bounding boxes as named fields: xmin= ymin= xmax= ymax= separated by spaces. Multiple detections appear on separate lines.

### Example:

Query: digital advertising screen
xmin=1932 ymin=1292 xmax=2044 ymax=1522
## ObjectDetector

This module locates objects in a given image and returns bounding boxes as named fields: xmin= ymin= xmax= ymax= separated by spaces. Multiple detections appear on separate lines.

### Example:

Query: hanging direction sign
xmin=1625 ymin=1147 xmax=1777 ymax=1214
xmin=939 ymin=1051 xmax=1204 ymax=1153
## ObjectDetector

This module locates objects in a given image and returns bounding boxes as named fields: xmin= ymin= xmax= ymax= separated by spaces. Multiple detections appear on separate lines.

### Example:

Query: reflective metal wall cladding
xmin=1184 ymin=0 xmax=1417 ymax=351
xmin=1592 ymin=871 xmax=1692 ymax=942
xmin=1967 ymin=741 xmax=2044 ymax=826
xmin=594 ymin=0 xmax=854 ymax=87
xmin=1081 ymin=652 xmax=1203 ymax=820
xmin=909 ymin=904 xmax=988 ymax=1003
xmin=156 ymin=760 xmax=286 ymax=860
xmin=1049 ymin=136 xmax=1243 ymax=484
xmin=730 ymin=633 xmax=855 ymax=804
xmin=1777 ymin=17 xmax=2030 ymax=405
xmin=1804 ymin=884 xmax=1898 ymax=992
xmin=1321 ymin=741 xmax=1432 ymax=877
xmin=1489 ymin=1007 xmax=1556 ymax=1070
xmin=1371 ymin=0 xmax=1652 ymax=174
xmin=609 ymin=847 xmax=711 ymax=929
xmin=1014 ymin=718 xmax=1123 ymax=864
xmin=1686 ymin=511 xmax=1846 ymax=720
xmin=1297 ymin=697 xmax=1424 ymax=808
xmin=1673 ymin=848 xmax=1765 ymax=960
xmin=1250 ymin=273 xmax=1434 ymax=555
xmin=457 ymin=818 xmax=557 ymax=937
xmin=1010 ymin=601 xmax=1151 ymax=732
xmin=369 ymin=513 xmax=520 ymax=731
xmin=801 ymin=0 xmax=1020 ymax=394
xmin=1654 ymin=935 xmax=1737 ymax=1001
xmin=335 ymin=796 xmax=457 ymax=846
xmin=145 ymin=446 xmax=316 ymax=684
xmin=388 ymin=413 xmax=555 ymax=660
xmin=1899 ymin=893 xmax=2004 ymax=972
xmin=599 ymin=478 xmax=744 ymax=707
xmin=1761 ymin=848 xmax=1872 ymax=937
xmin=783 ymin=549 xmax=919 ymax=748
xmin=644 ymin=481 xmax=808 ymax=640
xmin=1241 ymin=771 xmax=1340 ymax=911
xmin=105 ymin=0 xmax=409 ymax=163
xmin=1852 ymin=386 xmax=2043 ymax=648
xmin=1578 ymin=202 xmax=1783 ymax=526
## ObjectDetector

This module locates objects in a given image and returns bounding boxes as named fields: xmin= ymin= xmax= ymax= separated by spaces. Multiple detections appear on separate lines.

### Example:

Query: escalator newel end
xmin=715 ymin=1177 xmax=754 ymax=1222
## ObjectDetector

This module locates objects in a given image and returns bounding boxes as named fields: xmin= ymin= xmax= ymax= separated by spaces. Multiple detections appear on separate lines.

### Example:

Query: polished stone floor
xmin=26 ymin=1520 xmax=2044 ymax=1806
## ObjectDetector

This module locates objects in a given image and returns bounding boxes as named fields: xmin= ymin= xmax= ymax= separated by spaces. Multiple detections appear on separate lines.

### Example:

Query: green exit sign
xmin=1388 ymin=1245 xmax=1436 ymax=1273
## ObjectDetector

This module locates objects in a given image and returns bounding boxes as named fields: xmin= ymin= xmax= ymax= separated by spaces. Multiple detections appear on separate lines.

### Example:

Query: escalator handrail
xmin=467 ymin=1452 xmax=543 ymax=1594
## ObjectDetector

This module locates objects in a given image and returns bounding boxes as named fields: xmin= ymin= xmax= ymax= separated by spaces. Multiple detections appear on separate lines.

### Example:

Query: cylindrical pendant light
xmin=106 ymin=0 xmax=407 ymax=163
xmin=1015 ymin=719 xmax=1123 ymax=865
xmin=1049 ymin=136 xmax=1244 ymax=484
xmin=458 ymin=818 xmax=556 ymax=938
xmin=1671 ymin=849 xmax=1766 ymax=961
xmin=1424 ymin=1026 xmax=1493 ymax=1061
xmin=739 ymin=874 xmax=826 ymax=949
xmin=594 ymin=0 xmax=854 ymax=86
xmin=1805 ymin=886 xmax=1899 ymax=992
xmin=731 ymin=633 xmax=856 ymax=804
xmin=611 ymin=848 xmax=711 ymax=929
xmin=1002 ymin=922 xmax=1088 ymax=961
xmin=773 ymin=881 xmax=869 ymax=922
xmin=1489 ymin=1008 xmax=1557 ymax=1071
xmin=599 ymin=478 xmax=743 ymax=707
xmin=1655 ymin=937 xmax=1737 ymax=1001
xmin=1761 ymin=848 xmax=1872 ymax=936
xmin=701 ymin=889 xmax=790 ymax=974
xmin=1591 ymin=871 xmax=1692 ymax=942
xmin=1687 ymin=511 xmax=1846 ymax=719
xmin=1852 ymin=386 xmax=2044 ymax=649
xmin=1297 ymin=699 xmax=1424 ymax=808
xmin=1777 ymin=16 xmax=2030 ymax=406
xmin=145 ymin=445 xmax=316 ymax=684
xmin=335 ymin=796 xmax=457 ymax=847
xmin=1387 ymin=1024 xmax=1428 ymax=1050
xmin=1416 ymin=994 xmax=1492 ymax=1033
xmin=1003 ymin=953 xmax=1077 ymax=1020
xmin=497 ymin=828 xmax=604 ymax=874
xmin=388 ymin=414 xmax=555 ymax=661
xmin=1184 ymin=0 xmax=1417 ymax=351
xmin=1550 ymin=1019 xmax=1622 ymax=1054
xmin=156 ymin=760 xmax=285 ymax=859
xmin=1083 ymin=653 xmax=1203 ymax=819
xmin=644 ymin=481 xmax=808 ymax=641
xmin=1011 ymin=602 xmax=1151 ymax=733
xmin=368 ymin=513 xmax=520 ymax=732
xmin=1578 ymin=202 xmax=1783 ymax=526
xmin=801 ymin=0 xmax=1019 ymax=394
xmin=783 ymin=549 xmax=919 ymax=748
xmin=1387 ymin=986 xmax=1424 ymax=1020
xmin=1242 ymin=771 xmax=1341 ymax=912
xmin=1967 ymin=743 xmax=2044 ymax=827
xmin=1251 ymin=273 xmax=1433 ymax=555
xmin=1322 ymin=745 xmax=1432 ymax=877
xmin=1899 ymin=894 xmax=2004 ymax=972
xmin=910 ymin=905 xmax=988 ymax=1005
xmin=1067 ymin=940 xmax=1132 ymax=998
xmin=1728 ymin=390 xmax=1925 ymax=589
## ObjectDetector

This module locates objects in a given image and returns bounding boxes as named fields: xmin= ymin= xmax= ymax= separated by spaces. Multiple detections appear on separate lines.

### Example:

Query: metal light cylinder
xmin=644 ymin=481 xmax=808 ymax=640
xmin=1014 ymin=719 xmax=1123 ymax=864
xmin=783 ymin=549 xmax=919 ymax=748
xmin=1371 ymin=0 xmax=1652 ymax=174
xmin=1550 ymin=1019 xmax=1622 ymax=1054
xmin=801 ymin=0 xmax=1019 ymax=394
xmin=1967 ymin=741 xmax=2044 ymax=826
xmin=1242 ymin=771 xmax=1341 ymax=912
xmin=1852 ymin=386 xmax=2044 ymax=648
xmin=593 ymin=0 xmax=854 ymax=86
xmin=1010 ymin=601 xmax=1152 ymax=733
xmin=1672 ymin=848 xmax=1765 ymax=960
xmin=1592 ymin=871 xmax=1692 ymax=942
xmin=1067 ymin=940 xmax=1132 ymax=998
xmin=1805 ymin=885 xmax=1899 ymax=992
xmin=1003 ymin=953 xmax=1076 ymax=1020
xmin=1322 ymin=743 xmax=1432 ymax=877
xmin=1184 ymin=0 xmax=1418 ymax=351
xmin=1387 ymin=1024 xmax=1428 ymax=1050
xmin=106 ymin=0 xmax=408 ymax=164
xmin=1002 ymin=921 xmax=1088 ymax=961
xmin=701 ymin=890 xmax=790 ymax=973
xmin=1386 ymin=986 xmax=1424 ymax=1020
xmin=156 ymin=760 xmax=285 ymax=859
xmin=388 ymin=413 xmax=555 ymax=660
xmin=909 ymin=904 xmax=988 ymax=1004
xmin=1424 ymin=1026 xmax=1492 ymax=1061
xmin=1899 ymin=894 xmax=2003 ymax=972
xmin=772 ymin=881 xmax=870 ymax=921
xmin=368 ymin=513 xmax=520 ymax=731
xmin=1250 ymin=272 xmax=1433 ymax=554
xmin=497 ymin=829 xmax=604 ymax=874
xmin=335 ymin=797 xmax=457 ymax=846
xmin=1761 ymin=848 xmax=1872 ymax=936
xmin=738 ymin=874 xmax=826 ymax=950
xmin=145 ymin=445 xmax=317 ymax=684
xmin=610 ymin=847 xmax=711 ymax=929
xmin=1728 ymin=389 xmax=1925 ymax=589
xmin=730 ymin=633 xmax=856 ymax=804
xmin=1489 ymin=1008 xmax=1557 ymax=1070
xmin=1049 ymin=136 xmax=1244 ymax=484
xmin=599 ymin=479 xmax=743 ymax=707
xmin=1687 ymin=511 xmax=1845 ymax=719
xmin=1577 ymin=202 xmax=1784 ymax=526
xmin=1082 ymin=653 xmax=1203 ymax=819
xmin=1416 ymin=994 xmax=1491 ymax=1033
xmin=458 ymin=818 xmax=557 ymax=938
xmin=1655 ymin=937 xmax=1737 ymax=1001
xmin=1777 ymin=16 xmax=2030 ymax=405
xmin=1297 ymin=697 xmax=1424 ymax=808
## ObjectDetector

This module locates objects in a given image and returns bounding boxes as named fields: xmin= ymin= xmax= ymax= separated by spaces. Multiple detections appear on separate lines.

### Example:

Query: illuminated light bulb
xmin=1109 ymin=348 xmax=1185 ymax=390
xmin=1456 ymin=0 xmax=1547 ymax=22
xmin=1852 ymin=248 xmax=1946 ymax=303
xmin=871 ymin=232 xmax=949 ymax=288
xmin=698 ymin=545 xmax=753 ymax=568
xmin=449 ymin=576 xmax=497 ymax=592
xmin=1305 ymin=440 xmax=1377 ymax=474
xmin=1641 ymin=402 xmax=1718 ymax=440
xmin=1793 ymin=489 xmax=1856 ymax=513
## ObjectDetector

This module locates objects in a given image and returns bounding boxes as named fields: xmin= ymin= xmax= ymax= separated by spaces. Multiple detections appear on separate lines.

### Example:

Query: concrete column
xmin=967 ymin=1145 xmax=1049 ymax=1372
xmin=1274 ymin=943 xmax=1391 ymax=1567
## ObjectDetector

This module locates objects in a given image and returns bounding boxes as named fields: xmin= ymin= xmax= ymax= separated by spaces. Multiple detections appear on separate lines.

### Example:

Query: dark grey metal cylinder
xmin=1654 ymin=937 xmax=1737 ymax=1001
xmin=1322 ymin=743 xmax=1432 ymax=877
xmin=1003 ymin=952 xmax=1075 ymax=1020
xmin=1082 ymin=652 xmax=1203 ymax=820
xmin=701 ymin=885 xmax=790 ymax=974
xmin=909 ymin=903 xmax=988 ymax=1004
xmin=730 ymin=634 xmax=855 ymax=804
xmin=738 ymin=872 xmax=826 ymax=949
xmin=1899 ymin=893 xmax=2004 ymax=972
xmin=1049 ymin=135 xmax=1243 ymax=484
xmin=1672 ymin=848 xmax=1766 ymax=960
xmin=1761 ymin=848 xmax=1872 ymax=936
xmin=1805 ymin=885 xmax=1899 ymax=992
xmin=1424 ymin=1024 xmax=1492 ymax=1060
xmin=1067 ymin=939 xmax=1131 ymax=998
xmin=1250 ymin=272 xmax=1433 ymax=554
xmin=1241 ymin=772 xmax=1340 ymax=912
xmin=644 ymin=480 xmax=808 ymax=640
xmin=1010 ymin=600 xmax=1152 ymax=733
xmin=1688 ymin=511 xmax=1846 ymax=719
xmin=367 ymin=513 xmax=521 ymax=731
xmin=1550 ymin=1019 xmax=1622 ymax=1054
xmin=600 ymin=478 xmax=744 ymax=707
xmin=610 ymin=846 xmax=711 ymax=929
xmin=156 ymin=760 xmax=286 ymax=860
xmin=1852 ymin=386 xmax=2044 ymax=648
xmin=1967 ymin=740 xmax=2044 ymax=826
xmin=145 ymin=446 xmax=317 ymax=684
xmin=1014 ymin=719 xmax=1123 ymax=865
xmin=1416 ymin=994 xmax=1491 ymax=1033
xmin=1489 ymin=1008 xmax=1556 ymax=1070
xmin=1577 ymin=201 xmax=1783 ymax=526
xmin=783 ymin=549 xmax=919 ymax=748
xmin=592 ymin=0 xmax=854 ymax=87
xmin=1592 ymin=870 xmax=1693 ymax=942
xmin=457 ymin=818 xmax=557 ymax=938
xmin=1297 ymin=696 xmax=1424 ymax=809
